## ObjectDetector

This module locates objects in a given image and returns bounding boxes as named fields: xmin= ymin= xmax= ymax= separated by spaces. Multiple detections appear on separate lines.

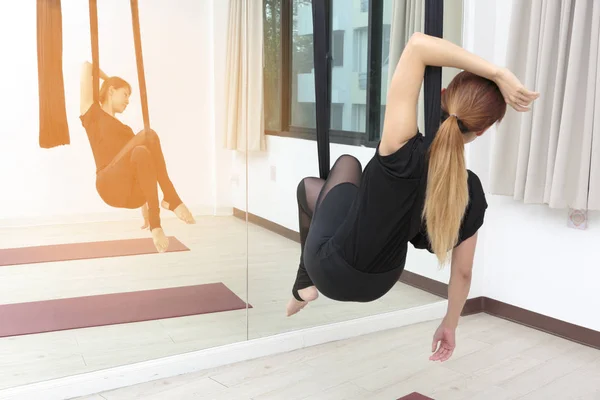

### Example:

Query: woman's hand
xmin=140 ymin=203 xmax=150 ymax=230
xmin=99 ymin=69 xmax=110 ymax=81
xmin=430 ymin=321 xmax=456 ymax=362
xmin=494 ymin=67 xmax=540 ymax=112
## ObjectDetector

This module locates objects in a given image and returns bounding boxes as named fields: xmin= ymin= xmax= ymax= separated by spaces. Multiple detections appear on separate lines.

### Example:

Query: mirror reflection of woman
xmin=79 ymin=61 xmax=195 ymax=253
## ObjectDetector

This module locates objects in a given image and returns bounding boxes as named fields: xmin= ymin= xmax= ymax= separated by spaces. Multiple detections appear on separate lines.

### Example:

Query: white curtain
xmin=387 ymin=0 xmax=425 ymax=131
xmin=490 ymin=0 xmax=600 ymax=211
xmin=224 ymin=0 xmax=266 ymax=152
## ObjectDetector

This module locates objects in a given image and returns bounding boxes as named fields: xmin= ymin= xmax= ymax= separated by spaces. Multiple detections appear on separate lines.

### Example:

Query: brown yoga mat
xmin=0 ymin=237 xmax=189 ymax=267
xmin=398 ymin=393 xmax=434 ymax=400
xmin=0 ymin=283 xmax=250 ymax=337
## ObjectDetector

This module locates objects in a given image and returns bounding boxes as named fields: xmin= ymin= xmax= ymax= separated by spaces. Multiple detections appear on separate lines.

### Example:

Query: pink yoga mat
xmin=0 ymin=237 xmax=189 ymax=267
xmin=0 ymin=283 xmax=250 ymax=337
xmin=398 ymin=393 xmax=434 ymax=400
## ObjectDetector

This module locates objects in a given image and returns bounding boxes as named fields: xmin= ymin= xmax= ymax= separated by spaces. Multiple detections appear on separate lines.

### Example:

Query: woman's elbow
xmin=81 ymin=61 xmax=92 ymax=75
xmin=408 ymin=32 xmax=427 ymax=49
xmin=458 ymin=270 xmax=472 ymax=281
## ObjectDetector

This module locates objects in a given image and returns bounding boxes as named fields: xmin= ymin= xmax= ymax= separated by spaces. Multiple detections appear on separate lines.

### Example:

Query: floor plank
xmin=80 ymin=314 xmax=600 ymax=400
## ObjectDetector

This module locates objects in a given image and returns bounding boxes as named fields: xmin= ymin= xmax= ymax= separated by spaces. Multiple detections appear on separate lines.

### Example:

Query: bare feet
xmin=151 ymin=227 xmax=169 ymax=253
xmin=286 ymin=286 xmax=319 ymax=317
xmin=161 ymin=200 xmax=196 ymax=224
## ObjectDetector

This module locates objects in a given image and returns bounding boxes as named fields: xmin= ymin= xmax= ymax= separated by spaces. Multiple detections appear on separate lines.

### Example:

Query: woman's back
xmin=336 ymin=132 xmax=488 ymax=273
xmin=336 ymin=132 xmax=427 ymax=273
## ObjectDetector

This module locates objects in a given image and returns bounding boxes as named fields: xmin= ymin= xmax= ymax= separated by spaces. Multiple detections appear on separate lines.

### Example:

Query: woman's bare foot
xmin=286 ymin=286 xmax=319 ymax=317
xmin=161 ymin=200 xmax=196 ymax=224
xmin=151 ymin=227 xmax=169 ymax=253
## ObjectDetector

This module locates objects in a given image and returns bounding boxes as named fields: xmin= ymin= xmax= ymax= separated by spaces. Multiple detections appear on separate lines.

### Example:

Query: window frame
xmin=264 ymin=0 xmax=385 ymax=149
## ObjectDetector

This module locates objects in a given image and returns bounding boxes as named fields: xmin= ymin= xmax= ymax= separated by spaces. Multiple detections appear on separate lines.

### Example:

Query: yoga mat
xmin=398 ymin=393 xmax=434 ymax=400
xmin=0 ymin=283 xmax=250 ymax=337
xmin=0 ymin=236 xmax=189 ymax=267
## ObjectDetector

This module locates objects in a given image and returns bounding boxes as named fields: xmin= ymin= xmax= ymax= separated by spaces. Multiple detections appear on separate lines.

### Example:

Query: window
xmin=263 ymin=0 xmax=393 ymax=147
xmin=263 ymin=0 xmax=283 ymax=131
xmin=360 ymin=0 xmax=369 ymax=13
xmin=332 ymin=30 xmax=344 ymax=67
xmin=331 ymin=103 xmax=344 ymax=130
xmin=291 ymin=0 xmax=316 ymax=129
xmin=353 ymin=27 xmax=368 ymax=74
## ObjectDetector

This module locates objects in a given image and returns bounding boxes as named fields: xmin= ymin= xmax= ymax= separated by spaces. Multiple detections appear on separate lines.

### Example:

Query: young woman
xmin=79 ymin=61 xmax=195 ymax=253
xmin=286 ymin=33 xmax=539 ymax=362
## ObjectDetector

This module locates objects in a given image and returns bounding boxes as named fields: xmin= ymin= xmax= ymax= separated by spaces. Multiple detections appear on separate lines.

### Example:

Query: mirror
xmin=0 ymin=0 xmax=248 ymax=389
xmin=0 ymin=0 xmax=467 ymax=391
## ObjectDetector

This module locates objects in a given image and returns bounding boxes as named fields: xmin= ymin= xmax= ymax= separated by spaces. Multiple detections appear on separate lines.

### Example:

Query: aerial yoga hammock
xmin=81 ymin=0 xmax=196 ymax=253
xmin=37 ymin=0 xmax=70 ymax=148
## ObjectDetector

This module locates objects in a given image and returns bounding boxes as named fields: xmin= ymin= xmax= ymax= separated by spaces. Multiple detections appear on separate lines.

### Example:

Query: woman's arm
xmin=381 ymin=33 xmax=502 ymax=156
xmin=381 ymin=32 xmax=539 ymax=157
xmin=79 ymin=61 xmax=109 ymax=116
xmin=444 ymin=232 xmax=477 ymax=328
xmin=429 ymin=232 xmax=477 ymax=362
xmin=379 ymin=33 xmax=427 ymax=156
xmin=411 ymin=33 xmax=500 ymax=83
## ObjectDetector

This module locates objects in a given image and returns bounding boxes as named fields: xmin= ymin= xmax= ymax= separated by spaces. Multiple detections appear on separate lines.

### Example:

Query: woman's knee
xmin=130 ymin=145 xmax=152 ymax=164
xmin=334 ymin=154 xmax=362 ymax=170
xmin=137 ymin=129 xmax=160 ymax=145
xmin=297 ymin=177 xmax=323 ymax=200
xmin=297 ymin=178 xmax=309 ymax=202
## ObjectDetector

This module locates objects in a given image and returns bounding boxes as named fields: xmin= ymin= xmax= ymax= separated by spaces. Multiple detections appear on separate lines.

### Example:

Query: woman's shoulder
xmin=79 ymin=102 xmax=103 ymax=125
xmin=371 ymin=131 xmax=427 ymax=179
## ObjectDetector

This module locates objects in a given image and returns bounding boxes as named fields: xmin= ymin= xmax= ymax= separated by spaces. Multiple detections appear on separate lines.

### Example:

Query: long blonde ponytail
xmin=423 ymin=115 xmax=469 ymax=265
xmin=422 ymin=71 xmax=508 ymax=265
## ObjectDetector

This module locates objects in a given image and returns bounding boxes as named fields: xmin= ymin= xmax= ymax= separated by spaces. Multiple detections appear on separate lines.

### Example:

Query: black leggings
xmin=292 ymin=155 xmax=362 ymax=301
xmin=95 ymin=129 xmax=182 ymax=230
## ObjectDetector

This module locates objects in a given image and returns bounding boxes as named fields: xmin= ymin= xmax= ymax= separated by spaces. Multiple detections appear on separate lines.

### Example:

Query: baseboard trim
xmin=0 ymin=301 xmax=447 ymax=400
xmin=233 ymin=208 xmax=300 ymax=243
xmin=396 ymin=270 xmax=448 ymax=299
xmin=235 ymin=208 xmax=600 ymax=350
xmin=482 ymin=297 xmax=600 ymax=350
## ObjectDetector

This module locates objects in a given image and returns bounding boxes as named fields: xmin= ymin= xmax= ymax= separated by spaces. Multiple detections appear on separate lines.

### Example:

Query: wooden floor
xmin=0 ymin=215 xmax=441 ymax=389
xmin=76 ymin=313 xmax=600 ymax=400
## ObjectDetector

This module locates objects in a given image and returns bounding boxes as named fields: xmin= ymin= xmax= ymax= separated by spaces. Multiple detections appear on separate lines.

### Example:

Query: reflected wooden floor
xmin=0 ymin=215 xmax=441 ymax=389
xmin=77 ymin=313 xmax=600 ymax=400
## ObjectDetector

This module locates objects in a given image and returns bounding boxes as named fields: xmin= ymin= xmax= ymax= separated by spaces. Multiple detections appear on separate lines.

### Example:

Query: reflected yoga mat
xmin=0 ymin=283 xmax=250 ymax=337
xmin=0 ymin=237 xmax=190 ymax=267
xmin=397 ymin=393 xmax=434 ymax=400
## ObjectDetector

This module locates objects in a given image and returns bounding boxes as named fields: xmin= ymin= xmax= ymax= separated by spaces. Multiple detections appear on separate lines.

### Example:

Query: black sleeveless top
xmin=338 ymin=132 xmax=488 ymax=272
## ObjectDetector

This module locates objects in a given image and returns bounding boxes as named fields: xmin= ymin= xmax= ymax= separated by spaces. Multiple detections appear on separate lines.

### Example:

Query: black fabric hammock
xmin=423 ymin=0 xmax=444 ymax=148
xmin=37 ymin=0 xmax=70 ymax=148
xmin=311 ymin=0 xmax=332 ymax=180
xmin=88 ymin=0 xmax=151 ymax=131
xmin=310 ymin=0 xmax=444 ymax=178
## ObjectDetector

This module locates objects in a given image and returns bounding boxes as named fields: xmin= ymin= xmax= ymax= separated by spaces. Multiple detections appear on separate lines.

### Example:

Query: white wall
xmin=465 ymin=0 xmax=600 ymax=332
xmin=0 ymin=0 xmax=228 ymax=225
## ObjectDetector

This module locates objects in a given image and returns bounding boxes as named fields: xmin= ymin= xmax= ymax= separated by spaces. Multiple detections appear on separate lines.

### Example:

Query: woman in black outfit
xmin=79 ymin=61 xmax=195 ymax=253
xmin=287 ymin=33 xmax=539 ymax=362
